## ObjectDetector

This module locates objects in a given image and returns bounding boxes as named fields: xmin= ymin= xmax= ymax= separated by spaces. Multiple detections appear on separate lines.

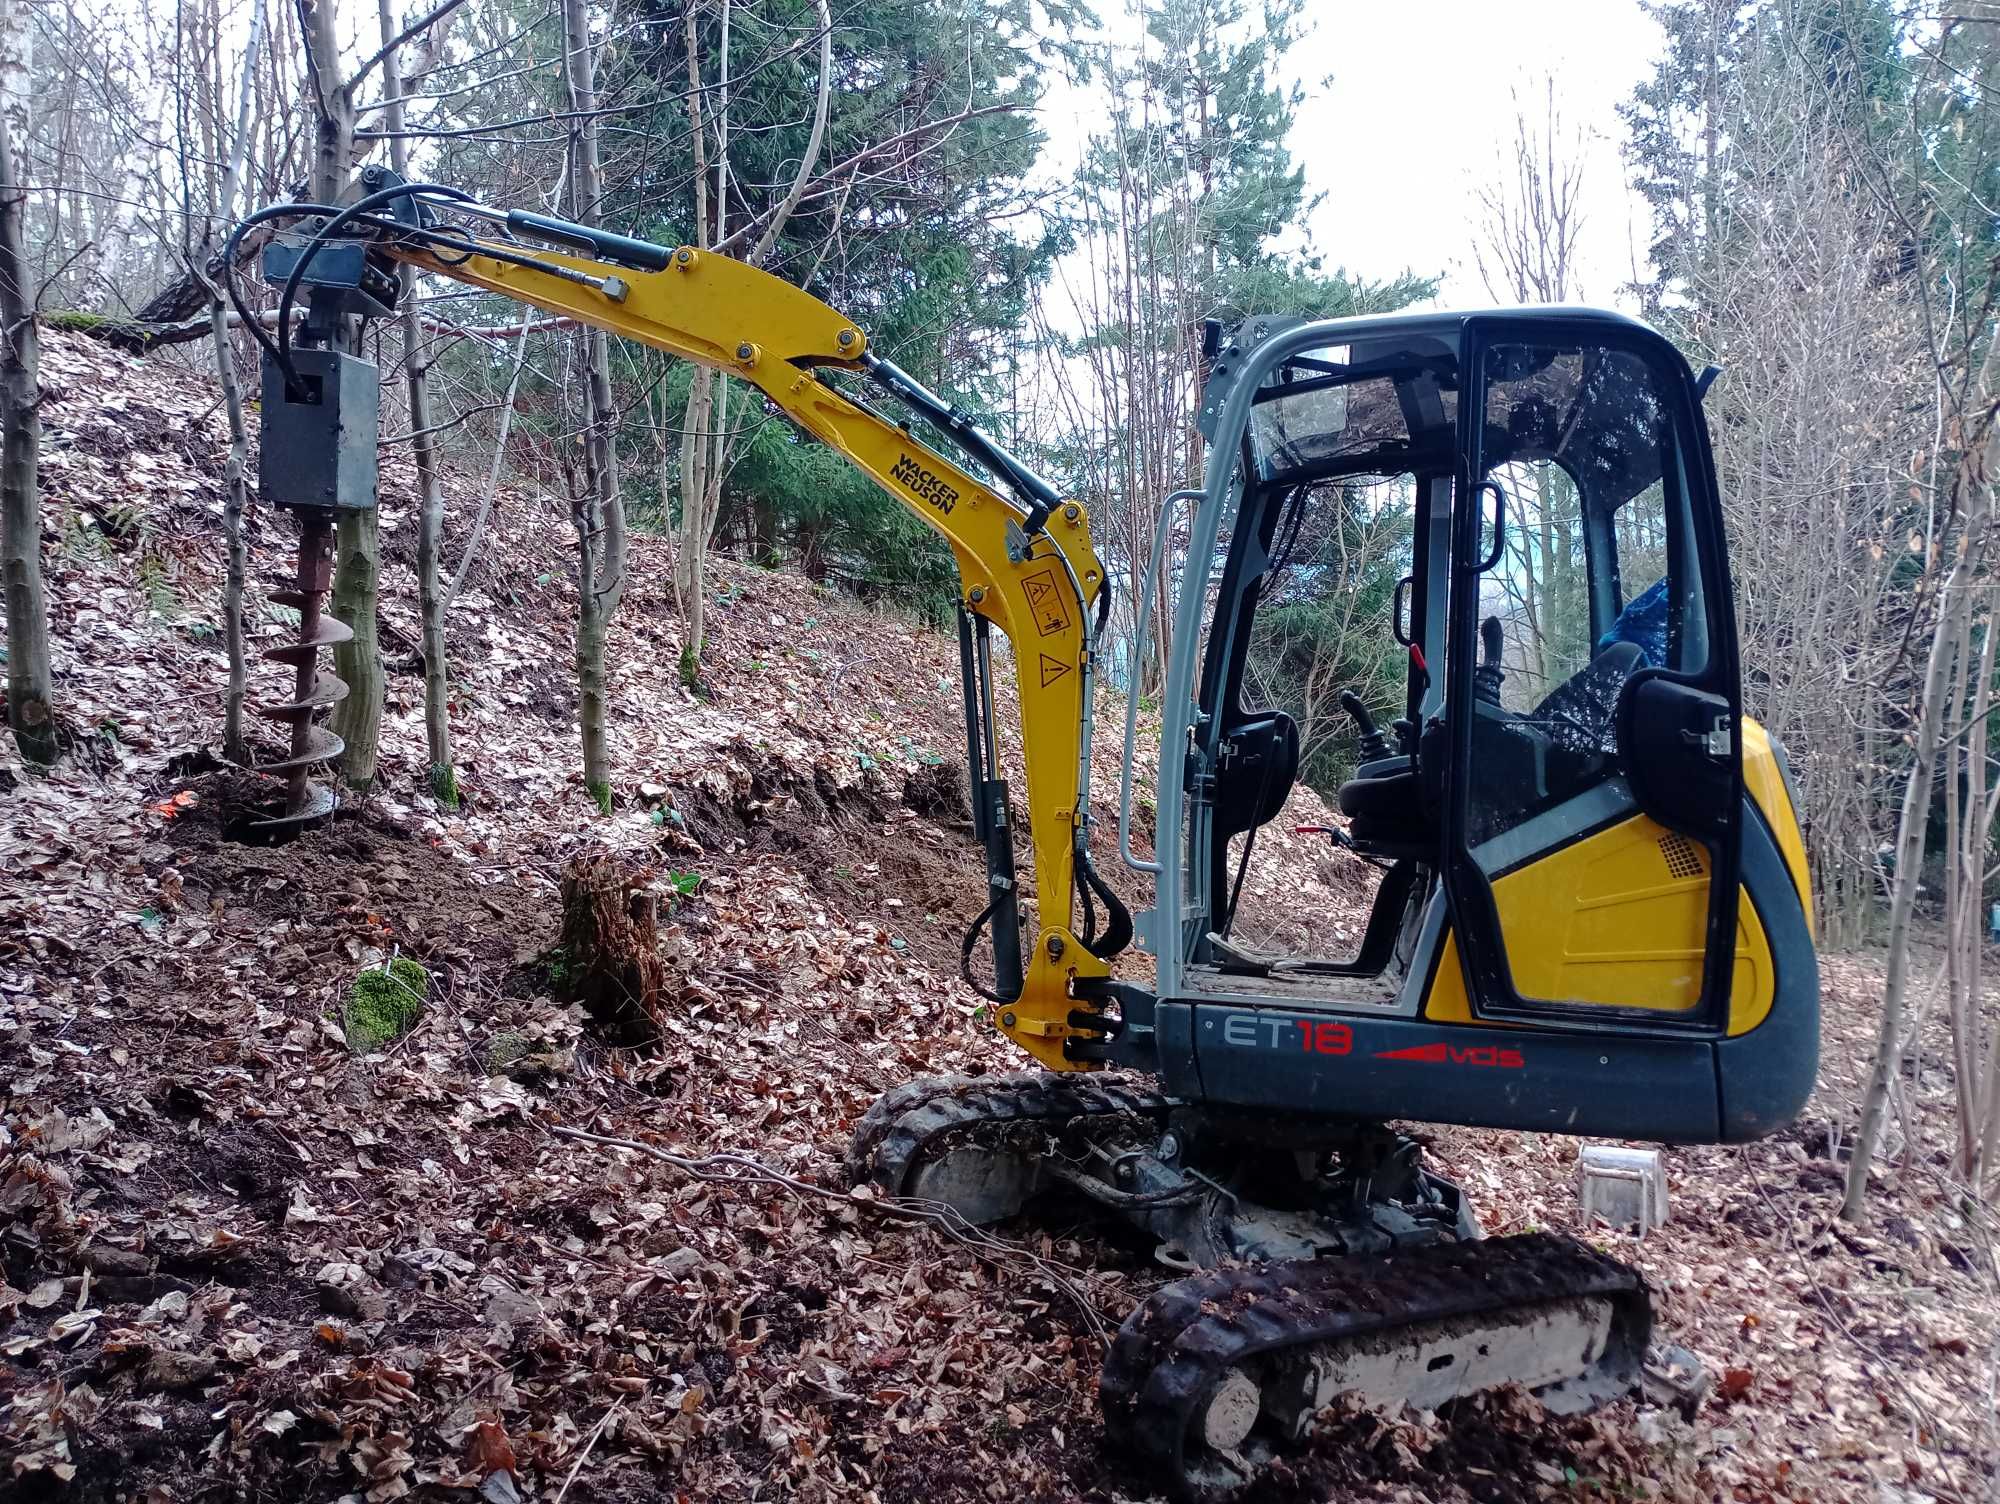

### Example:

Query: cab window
xmin=1468 ymin=342 xmax=1710 ymax=846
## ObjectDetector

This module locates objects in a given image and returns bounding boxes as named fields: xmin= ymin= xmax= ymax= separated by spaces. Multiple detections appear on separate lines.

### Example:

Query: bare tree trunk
xmin=673 ymin=5 xmax=714 ymax=684
xmin=1978 ymin=867 xmax=2000 ymax=1174
xmin=87 ymin=70 xmax=169 ymax=310
xmin=294 ymin=0 xmax=383 ymax=793
xmin=562 ymin=0 xmax=623 ymax=809
xmin=445 ymin=322 xmax=534 ymax=608
xmin=670 ymin=0 xmax=827 ymax=685
xmin=210 ymin=0 xmax=268 ymax=766
xmin=329 ymin=504 xmax=381 ymax=790
xmin=1846 ymin=406 xmax=1999 ymax=1217
xmin=0 ymin=1 xmax=53 ymax=766
xmin=215 ymin=314 xmax=252 ymax=765
xmin=1844 ymin=589 xmax=1958 ymax=1217
xmin=377 ymin=0 xmax=454 ymax=806
xmin=676 ymin=365 xmax=714 ymax=686
xmin=1949 ymin=609 xmax=1998 ymax=1174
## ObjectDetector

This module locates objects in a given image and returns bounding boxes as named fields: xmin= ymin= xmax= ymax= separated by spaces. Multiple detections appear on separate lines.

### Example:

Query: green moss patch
xmin=343 ymin=956 xmax=430 ymax=1052
xmin=485 ymin=1030 xmax=532 ymax=1072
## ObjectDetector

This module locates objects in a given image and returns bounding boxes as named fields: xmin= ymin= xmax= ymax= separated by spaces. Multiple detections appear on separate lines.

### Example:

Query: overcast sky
xmin=1288 ymin=0 xmax=1664 ymax=308
xmin=1281 ymin=0 xmax=1664 ymax=308
xmin=1038 ymin=0 xmax=1667 ymax=311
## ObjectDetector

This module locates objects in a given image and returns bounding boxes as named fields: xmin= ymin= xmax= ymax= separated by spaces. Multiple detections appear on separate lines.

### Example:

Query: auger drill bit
xmin=251 ymin=509 xmax=352 ymax=831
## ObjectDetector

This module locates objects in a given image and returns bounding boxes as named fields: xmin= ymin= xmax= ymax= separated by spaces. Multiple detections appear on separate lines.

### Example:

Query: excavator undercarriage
xmin=850 ymin=1073 xmax=1657 ymax=1500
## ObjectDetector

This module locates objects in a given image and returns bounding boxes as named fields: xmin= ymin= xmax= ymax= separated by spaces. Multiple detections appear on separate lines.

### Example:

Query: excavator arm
xmin=252 ymin=181 xmax=1119 ymax=1069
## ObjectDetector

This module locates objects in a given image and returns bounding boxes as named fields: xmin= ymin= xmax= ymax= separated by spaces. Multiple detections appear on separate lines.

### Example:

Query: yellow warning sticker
xmin=1022 ymin=568 xmax=1070 ymax=637
xmin=1038 ymin=654 xmax=1070 ymax=688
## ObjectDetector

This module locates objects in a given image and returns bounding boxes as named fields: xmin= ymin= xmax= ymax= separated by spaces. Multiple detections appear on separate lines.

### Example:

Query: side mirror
xmin=1615 ymin=671 xmax=1733 ymax=840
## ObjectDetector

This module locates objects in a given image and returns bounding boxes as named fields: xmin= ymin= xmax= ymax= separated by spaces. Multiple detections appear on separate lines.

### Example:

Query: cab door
xmin=1440 ymin=317 xmax=1744 ymax=1030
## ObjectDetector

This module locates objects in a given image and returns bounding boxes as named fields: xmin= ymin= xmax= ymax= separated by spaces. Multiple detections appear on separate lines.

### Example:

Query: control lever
xmin=1474 ymin=615 xmax=1506 ymax=706
xmin=1340 ymin=690 xmax=1394 ymax=764
xmin=1295 ymin=821 xmax=1390 ymax=870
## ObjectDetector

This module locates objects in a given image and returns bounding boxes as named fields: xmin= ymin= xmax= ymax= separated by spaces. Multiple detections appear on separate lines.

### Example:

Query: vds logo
xmin=1376 ymin=1041 xmax=1526 ymax=1070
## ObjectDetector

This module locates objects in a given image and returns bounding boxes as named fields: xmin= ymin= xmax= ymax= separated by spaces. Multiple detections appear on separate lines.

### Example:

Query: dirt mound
xmin=901 ymin=757 xmax=970 ymax=822
xmin=154 ymin=765 xmax=547 ymax=985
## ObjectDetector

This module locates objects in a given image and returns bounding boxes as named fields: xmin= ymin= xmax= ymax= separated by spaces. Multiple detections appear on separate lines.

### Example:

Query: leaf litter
xmin=3 ymin=329 xmax=1996 ymax=1501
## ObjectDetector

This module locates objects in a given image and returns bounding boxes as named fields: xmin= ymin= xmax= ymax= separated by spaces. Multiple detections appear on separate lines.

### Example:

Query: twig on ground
xmin=550 ymin=1400 xmax=623 ymax=1504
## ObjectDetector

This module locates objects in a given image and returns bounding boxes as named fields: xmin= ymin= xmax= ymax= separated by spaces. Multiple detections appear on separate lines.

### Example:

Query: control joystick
xmin=1340 ymin=690 xmax=1394 ymax=764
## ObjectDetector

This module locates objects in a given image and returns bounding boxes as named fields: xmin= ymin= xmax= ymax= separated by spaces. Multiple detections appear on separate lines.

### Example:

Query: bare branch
xmin=345 ymin=0 xmax=470 ymax=95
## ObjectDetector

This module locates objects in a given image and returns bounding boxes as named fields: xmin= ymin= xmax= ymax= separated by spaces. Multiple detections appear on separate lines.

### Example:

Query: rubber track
xmin=846 ymin=1071 xmax=1172 ymax=1197
xmin=1100 ymin=1231 xmax=1650 ymax=1500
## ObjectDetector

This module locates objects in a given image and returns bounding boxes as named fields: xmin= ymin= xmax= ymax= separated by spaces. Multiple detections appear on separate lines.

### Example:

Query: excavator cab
xmin=1125 ymin=308 xmax=1817 ymax=1145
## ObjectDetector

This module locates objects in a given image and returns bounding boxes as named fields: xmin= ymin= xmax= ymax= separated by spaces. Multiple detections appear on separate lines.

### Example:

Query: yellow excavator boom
xmin=384 ymin=234 xmax=1113 ymax=1069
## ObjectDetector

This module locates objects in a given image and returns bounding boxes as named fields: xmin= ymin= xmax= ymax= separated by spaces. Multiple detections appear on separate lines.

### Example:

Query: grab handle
xmin=1120 ymin=488 xmax=1203 ymax=875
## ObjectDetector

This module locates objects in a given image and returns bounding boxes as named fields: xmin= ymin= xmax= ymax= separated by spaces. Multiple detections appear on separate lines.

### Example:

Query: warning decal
xmin=1021 ymin=568 xmax=1071 ymax=637
xmin=1038 ymin=654 xmax=1071 ymax=688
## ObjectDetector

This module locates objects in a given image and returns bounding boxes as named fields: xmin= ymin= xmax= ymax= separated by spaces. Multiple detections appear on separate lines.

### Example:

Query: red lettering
xmin=1295 ymin=1019 xmax=1354 ymax=1055
xmin=1443 ymin=1045 xmax=1525 ymax=1069
xmin=1374 ymin=1040 xmax=1525 ymax=1069
xmin=1315 ymin=1021 xmax=1353 ymax=1056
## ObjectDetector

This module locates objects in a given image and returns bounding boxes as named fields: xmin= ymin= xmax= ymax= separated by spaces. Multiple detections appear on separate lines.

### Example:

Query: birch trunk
xmin=377 ymin=0 xmax=454 ymax=805
xmin=0 ymin=0 xmax=53 ymax=766
xmin=90 ymin=71 xmax=169 ymax=309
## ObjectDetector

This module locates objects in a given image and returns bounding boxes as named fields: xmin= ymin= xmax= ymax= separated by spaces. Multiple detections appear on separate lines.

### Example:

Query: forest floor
xmin=3 ymin=329 xmax=1997 ymax=1503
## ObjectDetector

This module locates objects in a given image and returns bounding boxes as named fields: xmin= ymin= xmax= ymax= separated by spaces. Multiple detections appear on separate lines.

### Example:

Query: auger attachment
xmin=251 ymin=510 xmax=352 ymax=831
xmin=249 ymin=215 xmax=389 ymax=832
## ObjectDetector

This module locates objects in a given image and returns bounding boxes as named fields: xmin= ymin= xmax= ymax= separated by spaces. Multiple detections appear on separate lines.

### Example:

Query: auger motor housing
xmin=255 ymin=231 xmax=394 ymax=515
xmin=258 ymin=346 xmax=379 ymax=513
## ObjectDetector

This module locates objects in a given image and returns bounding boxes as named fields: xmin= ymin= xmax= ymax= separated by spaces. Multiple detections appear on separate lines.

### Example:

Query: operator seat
xmin=1333 ymin=624 xmax=1513 ymax=861
xmin=1533 ymin=640 xmax=1643 ymax=754
xmin=1337 ymin=756 xmax=1430 ymax=856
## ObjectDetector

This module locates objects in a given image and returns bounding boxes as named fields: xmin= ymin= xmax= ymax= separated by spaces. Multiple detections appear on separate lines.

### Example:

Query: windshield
xmin=1480 ymin=345 xmax=1671 ymax=508
xmin=1246 ymin=340 xmax=1458 ymax=483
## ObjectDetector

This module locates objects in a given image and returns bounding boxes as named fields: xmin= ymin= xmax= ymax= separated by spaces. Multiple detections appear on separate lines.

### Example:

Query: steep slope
xmin=2 ymin=330 xmax=1993 ymax=1504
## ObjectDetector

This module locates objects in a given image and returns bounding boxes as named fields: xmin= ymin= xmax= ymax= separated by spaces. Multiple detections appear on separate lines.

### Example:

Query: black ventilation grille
xmin=1658 ymin=832 xmax=1703 ymax=879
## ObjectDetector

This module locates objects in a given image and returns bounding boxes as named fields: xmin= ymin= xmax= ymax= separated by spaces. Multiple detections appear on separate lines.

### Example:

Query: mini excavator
xmin=236 ymin=170 xmax=1818 ymax=1499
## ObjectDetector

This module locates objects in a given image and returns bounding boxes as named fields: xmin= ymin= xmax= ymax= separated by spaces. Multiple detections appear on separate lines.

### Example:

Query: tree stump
xmin=558 ymin=854 xmax=667 ymax=1045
